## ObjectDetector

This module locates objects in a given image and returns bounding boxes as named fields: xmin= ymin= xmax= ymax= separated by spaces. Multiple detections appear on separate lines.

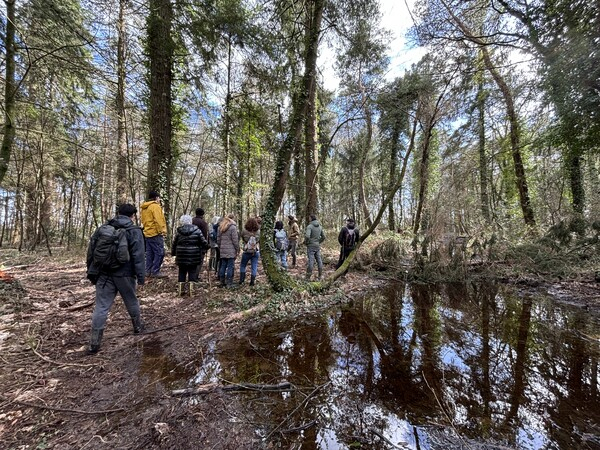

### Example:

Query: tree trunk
xmin=568 ymin=151 xmax=585 ymax=216
xmin=147 ymin=0 xmax=174 ymax=219
xmin=358 ymin=83 xmax=374 ymax=229
xmin=261 ymin=0 xmax=324 ymax=292
xmin=412 ymin=120 xmax=433 ymax=235
xmin=0 ymin=0 xmax=17 ymax=185
xmin=477 ymin=78 xmax=491 ymax=223
xmin=116 ymin=0 xmax=128 ymax=205
xmin=223 ymin=35 xmax=233 ymax=214
xmin=480 ymin=46 xmax=535 ymax=227
xmin=387 ymin=125 xmax=400 ymax=231
xmin=303 ymin=11 xmax=320 ymax=221
xmin=441 ymin=1 xmax=536 ymax=227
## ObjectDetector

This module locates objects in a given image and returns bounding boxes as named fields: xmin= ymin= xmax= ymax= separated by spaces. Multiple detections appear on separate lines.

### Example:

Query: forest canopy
xmin=0 ymin=0 xmax=599 ymax=261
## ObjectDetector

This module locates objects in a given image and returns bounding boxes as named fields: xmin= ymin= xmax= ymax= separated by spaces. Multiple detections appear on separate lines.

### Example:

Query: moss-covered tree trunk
xmin=0 ymin=0 xmax=16 ymax=185
xmin=261 ymin=0 xmax=324 ymax=292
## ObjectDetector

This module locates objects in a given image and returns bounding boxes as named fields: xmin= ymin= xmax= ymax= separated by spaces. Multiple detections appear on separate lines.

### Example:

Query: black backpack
xmin=92 ymin=224 xmax=130 ymax=271
xmin=344 ymin=228 xmax=357 ymax=249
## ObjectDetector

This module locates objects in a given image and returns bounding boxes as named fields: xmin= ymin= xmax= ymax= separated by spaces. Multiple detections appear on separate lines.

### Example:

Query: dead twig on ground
xmin=280 ymin=420 xmax=317 ymax=434
xmin=370 ymin=428 xmax=409 ymax=449
xmin=66 ymin=301 xmax=95 ymax=312
xmin=29 ymin=345 xmax=98 ymax=368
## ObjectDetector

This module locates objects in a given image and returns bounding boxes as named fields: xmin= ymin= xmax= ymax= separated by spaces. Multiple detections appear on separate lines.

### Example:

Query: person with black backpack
xmin=336 ymin=218 xmax=360 ymax=273
xmin=86 ymin=203 xmax=146 ymax=354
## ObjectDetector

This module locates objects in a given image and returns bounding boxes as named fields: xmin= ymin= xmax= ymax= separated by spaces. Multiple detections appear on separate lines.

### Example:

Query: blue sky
xmin=320 ymin=0 xmax=426 ymax=91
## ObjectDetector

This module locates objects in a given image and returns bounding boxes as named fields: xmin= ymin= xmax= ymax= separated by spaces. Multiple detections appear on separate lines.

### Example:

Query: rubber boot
xmin=178 ymin=282 xmax=185 ymax=296
xmin=89 ymin=328 xmax=104 ymax=354
xmin=249 ymin=275 xmax=256 ymax=286
xmin=239 ymin=272 xmax=246 ymax=285
xmin=131 ymin=315 xmax=145 ymax=334
xmin=189 ymin=281 xmax=196 ymax=296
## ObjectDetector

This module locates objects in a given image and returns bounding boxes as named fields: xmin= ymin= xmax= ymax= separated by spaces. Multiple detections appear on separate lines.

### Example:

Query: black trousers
xmin=178 ymin=264 xmax=199 ymax=282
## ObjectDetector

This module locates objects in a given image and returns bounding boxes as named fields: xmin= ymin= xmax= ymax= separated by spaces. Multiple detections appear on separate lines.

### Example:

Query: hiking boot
xmin=239 ymin=272 xmax=246 ymax=285
xmin=219 ymin=276 xmax=226 ymax=287
xmin=89 ymin=328 xmax=104 ymax=354
xmin=131 ymin=315 xmax=145 ymax=334
xmin=249 ymin=275 xmax=256 ymax=286
xmin=154 ymin=273 xmax=168 ymax=279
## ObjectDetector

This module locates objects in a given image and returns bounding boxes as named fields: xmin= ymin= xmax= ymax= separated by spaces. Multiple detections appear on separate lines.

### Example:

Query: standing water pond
xmin=145 ymin=282 xmax=600 ymax=449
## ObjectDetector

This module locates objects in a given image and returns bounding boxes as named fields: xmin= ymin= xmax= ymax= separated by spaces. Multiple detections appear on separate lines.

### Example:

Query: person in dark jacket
xmin=86 ymin=203 xmax=146 ymax=354
xmin=172 ymin=214 xmax=209 ymax=296
xmin=336 ymin=218 xmax=360 ymax=273
xmin=192 ymin=207 xmax=209 ymax=280
xmin=217 ymin=213 xmax=239 ymax=287
xmin=208 ymin=216 xmax=221 ymax=274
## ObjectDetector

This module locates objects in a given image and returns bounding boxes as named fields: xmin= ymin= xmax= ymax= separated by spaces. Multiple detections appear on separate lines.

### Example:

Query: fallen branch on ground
xmin=130 ymin=319 xmax=205 ymax=336
xmin=2 ymin=396 xmax=124 ymax=415
xmin=171 ymin=381 xmax=294 ymax=397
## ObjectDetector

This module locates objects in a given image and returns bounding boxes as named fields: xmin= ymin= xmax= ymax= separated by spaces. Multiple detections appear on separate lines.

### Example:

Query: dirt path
xmin=0 ymin=254 xmax=274 ymax=449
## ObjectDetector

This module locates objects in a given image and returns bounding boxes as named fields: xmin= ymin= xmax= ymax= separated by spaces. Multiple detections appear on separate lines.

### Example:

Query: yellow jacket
xmin=140 ymin=200 xmax=167 ymax=238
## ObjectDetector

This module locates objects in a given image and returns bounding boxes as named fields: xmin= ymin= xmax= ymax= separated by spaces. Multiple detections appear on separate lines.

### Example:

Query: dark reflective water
xmin=175 ymin=283 xmax=600 ymax=448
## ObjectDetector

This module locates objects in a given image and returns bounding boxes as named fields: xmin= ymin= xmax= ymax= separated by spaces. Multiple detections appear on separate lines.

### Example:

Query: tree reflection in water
xmin=191 ymin=282 xmax=600 ymax=449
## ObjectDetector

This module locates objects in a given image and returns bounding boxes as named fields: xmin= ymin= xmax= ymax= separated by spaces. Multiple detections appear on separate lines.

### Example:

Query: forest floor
xmin=0 ymin=248 xmax=598 ymax=449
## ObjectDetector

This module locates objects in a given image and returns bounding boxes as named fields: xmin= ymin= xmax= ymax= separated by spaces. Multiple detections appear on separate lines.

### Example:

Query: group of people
xmin=85 ymin=190 xmax=360 ymax=354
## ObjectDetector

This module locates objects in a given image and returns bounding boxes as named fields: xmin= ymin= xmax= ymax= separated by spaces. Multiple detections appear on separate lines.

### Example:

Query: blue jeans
xmin=276 ymin=250 xmax=288 ymax=269
xmin=306 ymin=246 xmax=323 ymax=277
xmin=219 ymin=257 xmax=235 ymax=281
xmin=145 ymin=235 xmax=165 ymax=276
xmin=92 ymin=275 xmax=140 ymax=329
xmin=240 ymin=251 xmax=259 ymax=276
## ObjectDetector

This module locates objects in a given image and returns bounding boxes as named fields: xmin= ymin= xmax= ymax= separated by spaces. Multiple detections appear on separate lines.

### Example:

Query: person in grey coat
xmin=217 ymin=213 xmax=239 ymax=287
xmin=304 ymin=214 xmax=326 ymax=280
xmin=86 ymin=203 xmax=145 ymax=354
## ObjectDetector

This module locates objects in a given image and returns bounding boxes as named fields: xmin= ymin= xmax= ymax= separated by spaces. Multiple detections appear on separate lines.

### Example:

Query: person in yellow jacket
xmin=140 ymin=191 xmax=167 ymax=277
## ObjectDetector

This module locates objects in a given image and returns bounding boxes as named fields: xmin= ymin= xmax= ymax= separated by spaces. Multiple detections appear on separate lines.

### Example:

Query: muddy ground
xmin=0 ymin=250 xmax=382 ymax=450
xmin=0 ymin=250 xmax=598 ymax=449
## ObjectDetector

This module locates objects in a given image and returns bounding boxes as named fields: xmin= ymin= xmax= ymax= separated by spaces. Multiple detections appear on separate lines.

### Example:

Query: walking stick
xmin=207 ymin=254 xmax=213 ymax=289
